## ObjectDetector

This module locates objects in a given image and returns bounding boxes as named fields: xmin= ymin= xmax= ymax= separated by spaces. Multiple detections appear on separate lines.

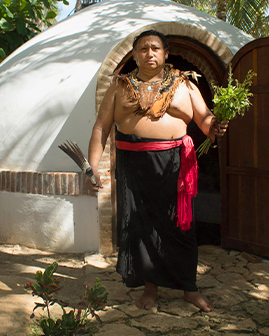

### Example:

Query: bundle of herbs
xmin=196 ymin=64 xmax=256 ymax=157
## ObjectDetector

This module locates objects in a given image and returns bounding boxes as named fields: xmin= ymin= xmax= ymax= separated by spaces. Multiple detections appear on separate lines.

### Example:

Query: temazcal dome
xmin=0 ymin=0 xmax=253 ymax=253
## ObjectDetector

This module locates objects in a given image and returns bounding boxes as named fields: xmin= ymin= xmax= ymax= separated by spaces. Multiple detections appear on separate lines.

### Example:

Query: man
xmin=87 ymin=30 xmax=228 ymax=312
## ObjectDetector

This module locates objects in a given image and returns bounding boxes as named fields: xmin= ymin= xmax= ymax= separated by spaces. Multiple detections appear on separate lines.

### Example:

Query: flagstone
xmin=216 ymin=317 xmax=256 ymax=332
xmin=197 ymin=274 xmax=222 ymax=288
xmin=95 ymin=323 xmax=146 ymax=336
xmin=95 ymin=306 xmax=128 ymax=323
xmin=116 ymin=302 xmax=155 ymax=317
xmin=201 ymin=285 xmax=247 ymax=307
xmin=159 ymin=298 xmax=200 ymax=316
xmin=130 ymin=313 xmax=199 ymax=333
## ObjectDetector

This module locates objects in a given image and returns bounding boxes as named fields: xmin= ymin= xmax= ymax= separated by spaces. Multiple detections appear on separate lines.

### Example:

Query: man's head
xmin=132 ymin=30 xmax=169 ymax=74
xmin=133 ymin=30 xmax=169 ymax=51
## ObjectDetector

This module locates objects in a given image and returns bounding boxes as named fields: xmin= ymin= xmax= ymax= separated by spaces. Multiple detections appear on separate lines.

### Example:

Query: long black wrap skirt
xmin=115 ymin=131 xmax=198 ymax=292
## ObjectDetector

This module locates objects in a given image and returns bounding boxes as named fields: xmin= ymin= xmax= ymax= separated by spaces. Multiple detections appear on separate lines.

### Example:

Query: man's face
xmin=133 ymin=35 xmax=168 ymax=72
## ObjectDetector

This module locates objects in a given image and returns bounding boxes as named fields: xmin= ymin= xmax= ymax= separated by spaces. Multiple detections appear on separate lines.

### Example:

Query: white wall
xmin=0 ymin=191 xmax=99 ymax=253
xmin=0 ymin=0 xmax=253 ymax=253
xmin=0 ymin=0 xmax=253 ymax=172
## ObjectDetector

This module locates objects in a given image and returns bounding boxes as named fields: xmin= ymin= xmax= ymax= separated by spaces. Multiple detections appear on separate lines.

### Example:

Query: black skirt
xmin=115 ymin=131 xmax=198 ymax=292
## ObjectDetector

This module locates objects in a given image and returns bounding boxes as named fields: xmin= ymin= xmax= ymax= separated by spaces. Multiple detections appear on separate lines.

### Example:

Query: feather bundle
xmin=58 ymin=140 xmax=97 ymax=186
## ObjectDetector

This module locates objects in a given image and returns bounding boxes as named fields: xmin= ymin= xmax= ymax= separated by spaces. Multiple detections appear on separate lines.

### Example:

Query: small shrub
xmin=23 ymin=262 xmax=108 ymax=335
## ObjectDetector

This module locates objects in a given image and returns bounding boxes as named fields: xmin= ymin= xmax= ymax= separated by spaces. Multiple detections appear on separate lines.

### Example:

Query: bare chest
xmin=114 ymin=80 xmax=193 ymax=124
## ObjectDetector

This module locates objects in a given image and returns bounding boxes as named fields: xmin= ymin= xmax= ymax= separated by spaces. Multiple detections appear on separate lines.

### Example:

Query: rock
xmin=116 ymin=302 xmax=154 ymax=317
xmin=197 ymin=263 xmax=212 ymax=275
xmin=209 ymin=265 xmax=226 ymax=276
xmin=215 ymin=254 xmax=237 ymax=269
xmin=242 ymin=300 xmax=269 ymax=325
xmin=225 ymin=266 xmax=249 ymax=276
xmin=247 ymin=262 xmax=269 ymax=276
xmin=166 ymin=329 xmax=221 ymax=336
xmin=164 ymin=288 xmax=184 ymax=299
xmin=247 ymin=288 xmax=269 ymax=300
xmin=229 ymin=250 xmax=241 ymax=257
xmin=130 ymin=313 xmax=199 ymax=333
xmin=95 ymin=306 xmax=127 ymax=323
xmin=95 ymin=323 xmax=146 ymax=336
xmin=108 ymin=271 xmax=122 ymax=281
xmin=197 ymin=274 xmax=222 ymax=288
xmin=105 ymin=256 xmax=118 ymax=267
xmin=216 ymin=272 xmax=254 ymax=290
xmin=241 ymin=252 xmax=262 ymax=263
xmin=84 ymin=253 xmax=110 ymax=268
xmin=217 ymin=318 xmax=256 ymax=332
xmin=201 ymin=285 xmax=247 ymax=307
xmin=159 ymin=298 xmax=200 ymax=316
xmin=99 ymin=280 xmax=131 ymax=304
xmin=259 ymin=327 xmax=269 ymax=335
xmin=84 ymin=272 xmax=111 ymax=284
xmin=84 ymin=264 xmax=115 ymax=276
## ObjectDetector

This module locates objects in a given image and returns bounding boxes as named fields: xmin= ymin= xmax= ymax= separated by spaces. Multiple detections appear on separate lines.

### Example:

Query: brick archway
xmin=96 ymin=22 xmax=232 ymax=255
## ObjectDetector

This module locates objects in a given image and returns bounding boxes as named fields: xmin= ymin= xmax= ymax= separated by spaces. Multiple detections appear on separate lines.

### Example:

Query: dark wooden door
xmin=221 ymin=37 xmax=269 ymax=257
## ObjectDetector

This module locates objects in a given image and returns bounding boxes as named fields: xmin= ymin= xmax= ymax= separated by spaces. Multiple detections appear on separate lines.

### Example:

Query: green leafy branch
xmin=196 ymin=64 xmax=256 ymax=157
xmin=0 ymin=0 xmax=69 ymax=61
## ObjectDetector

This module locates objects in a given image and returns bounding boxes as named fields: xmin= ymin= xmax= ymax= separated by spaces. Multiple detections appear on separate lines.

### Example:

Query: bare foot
xmin=184 ymin=291 xmax=213 ymax=312
xmin=136 ymin=281 xmax=158 ymax=310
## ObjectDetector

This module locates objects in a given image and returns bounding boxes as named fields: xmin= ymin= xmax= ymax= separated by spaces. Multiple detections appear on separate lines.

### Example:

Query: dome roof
xmin=0 ymin=0 xmax=253 ymax=171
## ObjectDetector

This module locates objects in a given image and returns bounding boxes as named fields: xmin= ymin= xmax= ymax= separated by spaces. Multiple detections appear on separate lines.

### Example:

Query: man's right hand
xmin=85 ymin=172 xmax=102 ymax=192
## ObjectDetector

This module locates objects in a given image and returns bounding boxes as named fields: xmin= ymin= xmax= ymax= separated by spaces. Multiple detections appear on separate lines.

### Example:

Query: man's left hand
xmin=209 ymin=119 xmax=229 ymax=143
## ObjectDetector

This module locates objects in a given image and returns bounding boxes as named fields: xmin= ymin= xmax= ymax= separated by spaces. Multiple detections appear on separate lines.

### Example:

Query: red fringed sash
xmin=116 ymin=135 xmax=198 ymax=231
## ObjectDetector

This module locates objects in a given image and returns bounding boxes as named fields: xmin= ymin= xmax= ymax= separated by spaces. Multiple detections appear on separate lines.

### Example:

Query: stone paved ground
xmin=0 ymin=244 xmax=269 ymax=336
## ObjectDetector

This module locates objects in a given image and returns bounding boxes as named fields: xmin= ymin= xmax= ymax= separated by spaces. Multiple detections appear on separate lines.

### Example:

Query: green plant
xmin=196 ymin=64 xmax=256 ymax=157
xmin=23 ymin=262 xmax=108 ymax=336
xmin=0 ymin=0 xmax=69 ymax=61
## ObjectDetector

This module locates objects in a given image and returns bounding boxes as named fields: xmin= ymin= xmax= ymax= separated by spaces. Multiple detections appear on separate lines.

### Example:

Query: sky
xmin=57 ymin=0 xmax=77 ymax=22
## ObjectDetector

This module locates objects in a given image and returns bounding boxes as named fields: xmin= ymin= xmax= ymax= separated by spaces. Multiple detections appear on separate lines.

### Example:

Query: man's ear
xmin=165 ymin=49 xmax=169 ymax=60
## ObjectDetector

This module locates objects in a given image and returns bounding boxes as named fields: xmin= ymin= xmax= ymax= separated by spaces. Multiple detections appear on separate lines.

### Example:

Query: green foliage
xmin=24 ymin=263 xmax=108 ymax=336
xmin=0 ymin=0 xmax=69 ymax=61
xmin=227 ymin=0 xmax=269 ymax=38
xmin=212 ymin=64 xmax=256 ymax=122
xmin=196 ymin=64 xmax=256 ymax=157
xmin=171 ymin=0 xmax=269 ymax=38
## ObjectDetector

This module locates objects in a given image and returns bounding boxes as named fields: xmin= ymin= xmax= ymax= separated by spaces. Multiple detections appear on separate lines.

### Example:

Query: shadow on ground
xmin=0 ymin=244 xmax=269 ymax=336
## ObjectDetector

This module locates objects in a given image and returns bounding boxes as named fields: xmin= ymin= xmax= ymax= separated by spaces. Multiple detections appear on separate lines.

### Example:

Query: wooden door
xmin=221 ymin=37 xmax=269 ymax=257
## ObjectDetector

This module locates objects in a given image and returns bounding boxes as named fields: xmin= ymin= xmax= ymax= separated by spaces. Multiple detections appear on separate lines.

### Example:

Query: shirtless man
xmin=87 ymin=30 xmax=227 ymax=312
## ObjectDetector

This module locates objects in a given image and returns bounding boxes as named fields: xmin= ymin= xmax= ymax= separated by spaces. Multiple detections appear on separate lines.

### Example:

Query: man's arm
xmin=87 ymin=83 xmax=116 ymax=191
xmin=188 ymin=80 xmax=228 ymax=139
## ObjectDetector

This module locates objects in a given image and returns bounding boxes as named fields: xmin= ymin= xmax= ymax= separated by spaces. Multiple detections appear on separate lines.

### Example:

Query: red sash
xmin=116 ymin=135 xmax=198 ymax=231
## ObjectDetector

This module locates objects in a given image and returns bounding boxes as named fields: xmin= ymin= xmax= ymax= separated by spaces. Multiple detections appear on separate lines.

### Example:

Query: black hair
xmin=133 ymin=29 xmax=169 ymax=50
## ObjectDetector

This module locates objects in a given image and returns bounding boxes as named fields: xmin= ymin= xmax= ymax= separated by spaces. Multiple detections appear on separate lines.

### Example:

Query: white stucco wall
xmin=0 ymin=0 xmax=253 ymax=172
xmin=0 ymin=191 xmax=98 ymax=252
xmin=0 ymin=0 xmax=253 ymax=253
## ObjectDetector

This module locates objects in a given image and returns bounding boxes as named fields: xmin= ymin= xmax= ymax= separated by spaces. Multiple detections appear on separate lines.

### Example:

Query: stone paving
xmin=0 ymin=244 xmax=269 ymax=335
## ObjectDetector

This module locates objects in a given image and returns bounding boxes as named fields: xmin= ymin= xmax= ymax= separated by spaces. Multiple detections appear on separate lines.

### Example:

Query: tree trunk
xmin=75 ymin=0 xmax=82 ymax=12
xmin=216 ymin=0 xmax=227 ymax=21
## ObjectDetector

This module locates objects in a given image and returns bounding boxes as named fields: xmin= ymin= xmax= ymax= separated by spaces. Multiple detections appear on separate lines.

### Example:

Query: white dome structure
xmin=0 ymin=0 xmax=253 ymax=253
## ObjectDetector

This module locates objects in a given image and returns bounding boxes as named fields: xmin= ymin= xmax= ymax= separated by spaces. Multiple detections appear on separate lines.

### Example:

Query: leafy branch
xmin=0 ymin=0 xmax=69 ymax=61
xmin=196 ymin=64 xmax=256 ymax=157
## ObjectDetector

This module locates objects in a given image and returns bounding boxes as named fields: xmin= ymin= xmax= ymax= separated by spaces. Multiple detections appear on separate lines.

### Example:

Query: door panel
xmin=221 ymin=37 xmax=269 ymax=257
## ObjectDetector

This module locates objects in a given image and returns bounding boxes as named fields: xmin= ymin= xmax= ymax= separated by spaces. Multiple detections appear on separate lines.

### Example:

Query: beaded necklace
xmin=129 ymin=64 xmax=175 ymax=111
xmin=114 ymin=65 xmax=200 ymax=120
